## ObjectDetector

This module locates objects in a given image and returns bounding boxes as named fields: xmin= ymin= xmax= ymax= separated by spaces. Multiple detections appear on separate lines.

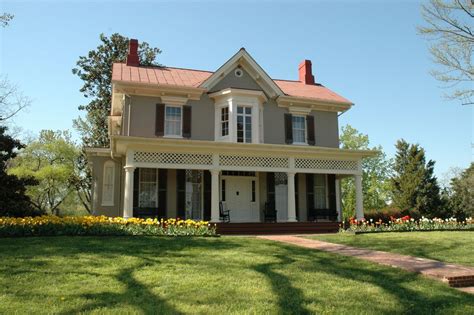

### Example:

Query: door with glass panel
xmin=137 ymin=168 xmax=159 ymax=217
xmin=185 ymin=170 xmax=203 ymax=220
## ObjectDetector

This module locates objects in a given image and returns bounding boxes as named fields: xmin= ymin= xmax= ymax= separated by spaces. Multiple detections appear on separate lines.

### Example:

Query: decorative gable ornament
xmin=200 ymin=48 xmax=284 ymax=99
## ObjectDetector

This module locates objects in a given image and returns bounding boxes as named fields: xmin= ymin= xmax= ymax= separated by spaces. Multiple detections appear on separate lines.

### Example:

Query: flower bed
xmin=0 ymin=216 xmax=217 ymax=237
xmin=341 ymin=216 xmax=474 ymax=233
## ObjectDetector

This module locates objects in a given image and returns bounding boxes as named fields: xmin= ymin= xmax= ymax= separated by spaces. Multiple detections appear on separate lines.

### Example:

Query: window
xmin=314 ymin=174 xmax=327 ymax=209
xmin=221 ymin=179 xmax=226 ymax=202
xmin=139 ymin=168 xmax=158 ymax=208
xmin=292 ymin=116 xmax=306 ymax=144
xmin=237 ymin=106 xmax=252 ymax=143
xmin=164 ymin=106 xmax=182 ymax=137
xmin=221 ymin=107 xmax=229 ymax=136
xmin=101 ymin=161 xmax=115 ymax=206
xmin=251 ymin=180 xmax=256 ymax=202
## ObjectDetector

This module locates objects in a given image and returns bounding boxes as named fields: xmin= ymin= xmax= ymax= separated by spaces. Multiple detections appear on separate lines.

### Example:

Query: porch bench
xmin=308 ymin=209 xmax=338 ymax=222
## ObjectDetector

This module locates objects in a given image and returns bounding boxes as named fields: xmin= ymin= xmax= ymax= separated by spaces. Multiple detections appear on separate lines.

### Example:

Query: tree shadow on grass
xmin=0 ymin=236 xmax=241 ymax=314
xmin=253 ymin=254 xmax=311 ymax=315
xmin=257 ymin=242 xmax=474 ymax=314
xmin=1 ymin=236 xmax=473 ymax=314
xmin=59 ymin=264 xmax=183 ymax=315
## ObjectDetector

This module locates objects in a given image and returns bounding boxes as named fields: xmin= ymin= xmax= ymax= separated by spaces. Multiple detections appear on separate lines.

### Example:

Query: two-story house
xmin=86 ymin=39 xmax=375 ymax=233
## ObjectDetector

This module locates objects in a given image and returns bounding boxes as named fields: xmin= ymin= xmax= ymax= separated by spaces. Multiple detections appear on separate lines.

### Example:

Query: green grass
xmin=0 ymin=236 xmax=473 ymax=314
xmin=309 ymin=231 xmax=474 ymax=267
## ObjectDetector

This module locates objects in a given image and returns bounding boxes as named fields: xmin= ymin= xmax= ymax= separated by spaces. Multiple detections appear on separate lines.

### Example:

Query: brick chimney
xmin=298 ymin=60 xmax=315 ymax=85
xmin=126 ymin=39 xmax=140 ymax=66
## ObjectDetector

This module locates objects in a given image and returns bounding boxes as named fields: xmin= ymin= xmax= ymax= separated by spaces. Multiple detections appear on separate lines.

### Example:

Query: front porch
xmin=127 ymin=168 xmax=348 ymax=224
xmin=114 ymin=137 xmax=372 ymax=226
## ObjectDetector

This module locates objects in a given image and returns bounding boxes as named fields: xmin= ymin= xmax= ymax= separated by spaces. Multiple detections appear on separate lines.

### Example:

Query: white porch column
xmin=210 ymin=169 xmax=220 ymax=222
xmin=287 ymin=172 xmax=297 ymax=222
xmin=123 ymin=166 xmax=136 ymax=218
xmin=335 ymin=178 xmax=342 ymax=221
xmin=355 ymin=174 xmax=364 ymax=220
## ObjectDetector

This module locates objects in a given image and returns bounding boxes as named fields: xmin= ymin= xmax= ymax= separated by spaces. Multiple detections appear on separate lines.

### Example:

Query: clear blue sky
xmin=1 ymin=0 xmax=472 ymax=179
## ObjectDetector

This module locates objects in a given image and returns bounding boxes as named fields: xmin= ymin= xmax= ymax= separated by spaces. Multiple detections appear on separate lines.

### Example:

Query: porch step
xmin=215 ymin=222 xmax=339 ymax=235
xmin=444 ymin=275 xmax=474 ymax=288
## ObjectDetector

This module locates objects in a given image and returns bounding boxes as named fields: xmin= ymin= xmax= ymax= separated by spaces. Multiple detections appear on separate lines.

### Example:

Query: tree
xmin=418 ymin=0 xmax=474 ymax=105
xmin=391 ymin=139 xmax=443 ymax=217
xmin=0 ymin=125 xmax=38 ymax=217
xmin=447 ymin=162 xmax=474 ymax=219
xmin=9 ymin=130 xmax=80 ymax=215
xmin=0 ymin=76 xmax=32 ymax=123
xmin=339 ymin=125 xmax=392 ymax=219
xmin=72 ymin=33 xmax=162 ymax=212
xmin=0 ymin=13 xmax=13 ymax=27
xmin=0 ymin=14 xmax=30 ymax=123
xmin=72 ymin=33 xmax=161 ymax=148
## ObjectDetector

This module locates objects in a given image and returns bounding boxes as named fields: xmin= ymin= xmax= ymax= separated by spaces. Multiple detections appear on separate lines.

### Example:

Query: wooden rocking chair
xmin=219 ymin=201 xmax=231 ymax=223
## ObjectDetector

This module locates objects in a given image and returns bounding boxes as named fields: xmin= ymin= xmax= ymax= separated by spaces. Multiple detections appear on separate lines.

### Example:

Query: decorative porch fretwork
xmin=219 ymin=155 xmax=289 ymax=168
xmin=134 ymin=152 xmax=213 ymax=166
xmin=132 ymin=151 xmax=359 ymax=173
xmin=295 ymin=158 xmax=357 ymax=171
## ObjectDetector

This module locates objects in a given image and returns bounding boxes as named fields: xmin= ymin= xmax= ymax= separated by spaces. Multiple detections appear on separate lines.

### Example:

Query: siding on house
xmin=89 ymin=155 xmax=124 ymax=217
xmin=124 ymin=66 xmax=339 ymax=147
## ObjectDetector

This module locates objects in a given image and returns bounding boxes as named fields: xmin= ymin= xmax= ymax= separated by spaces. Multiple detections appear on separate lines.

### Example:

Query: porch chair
xmin=219 ymin=201 xmax=231 ymax=223
xmin=264 ymin=201 xmax=277 ymax=223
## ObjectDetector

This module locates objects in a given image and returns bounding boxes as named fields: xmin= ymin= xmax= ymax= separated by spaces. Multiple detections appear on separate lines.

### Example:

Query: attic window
xmin=234 ymin=69 xmax=243 ymax=77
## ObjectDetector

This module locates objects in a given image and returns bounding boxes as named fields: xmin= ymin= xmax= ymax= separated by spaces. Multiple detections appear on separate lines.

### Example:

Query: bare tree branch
xmin=418 ymin=0 xmax=474 ymax=105
xmin=0 ymin=77 xmax=31 ymax=122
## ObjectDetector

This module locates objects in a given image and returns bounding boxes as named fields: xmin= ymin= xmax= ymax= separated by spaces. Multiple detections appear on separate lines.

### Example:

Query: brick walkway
xmin=258 ymin=235 xmax=474 ymax=292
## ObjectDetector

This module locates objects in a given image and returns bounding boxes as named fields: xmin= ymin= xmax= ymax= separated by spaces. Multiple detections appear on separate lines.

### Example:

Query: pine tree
xmin=0 ymin=126 xmax=39 ymax=217
xmin=391 ymin=139 xmax=443 ymax=217
xmin=448 ymin=163 xmax=474 ymax=219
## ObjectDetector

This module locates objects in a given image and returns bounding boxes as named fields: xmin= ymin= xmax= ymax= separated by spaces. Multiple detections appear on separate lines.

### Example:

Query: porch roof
xmin=109 ymin=135 xmax=377 ymax=160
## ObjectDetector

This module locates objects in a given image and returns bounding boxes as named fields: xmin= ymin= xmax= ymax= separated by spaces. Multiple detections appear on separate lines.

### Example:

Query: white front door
xmin=224 ymin=176 xmax=258 ymax=222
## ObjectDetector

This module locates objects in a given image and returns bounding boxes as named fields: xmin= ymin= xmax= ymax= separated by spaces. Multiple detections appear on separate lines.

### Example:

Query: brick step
xmin=445 ymin=276 xmax=474 ymax=288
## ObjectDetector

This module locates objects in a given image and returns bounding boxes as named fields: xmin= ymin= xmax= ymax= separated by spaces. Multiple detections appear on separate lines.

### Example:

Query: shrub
xmin=0 ymin=216 xmax=217 ymax=237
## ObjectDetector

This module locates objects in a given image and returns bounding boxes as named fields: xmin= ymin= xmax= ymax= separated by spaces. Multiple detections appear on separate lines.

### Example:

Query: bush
xmin=0 ymin=216 xmax=217 ymax=237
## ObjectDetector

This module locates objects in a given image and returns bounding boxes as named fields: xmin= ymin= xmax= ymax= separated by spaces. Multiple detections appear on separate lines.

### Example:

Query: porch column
xmin=355 ymin=174 xmax=364 ymax=220
xmin=287 ymin=172 xmax=297 ymax=222
xmin=123 ymin=166 xmax=136 ymax=218
xmin=335 ymin=178 xmax=342 ymax=221
xmin=210 ymin=169 xmax=220 ymax=222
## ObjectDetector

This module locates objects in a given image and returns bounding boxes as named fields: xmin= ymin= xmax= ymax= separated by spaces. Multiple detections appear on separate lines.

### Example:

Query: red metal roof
xmin=112 ymin=63 xmax=352 ymax=104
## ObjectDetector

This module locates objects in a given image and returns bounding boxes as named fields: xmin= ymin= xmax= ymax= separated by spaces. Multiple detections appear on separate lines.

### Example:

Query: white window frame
xmin=236 ymin=105 xmax=252 ymax=143
xmin=221 ymin=106 xmax=229 ymax=137
xmin=138 ymin=168 xmax=159 ymax=208
xmin=314 ymin=174 xmax=328 ymax=209
xmin=164 ymin=105 xmax=183 ymax=138
xmin=101 ymin=161 xmax=115 ymax=206
xmin=292 ymin=115 xmax=307 ymax=145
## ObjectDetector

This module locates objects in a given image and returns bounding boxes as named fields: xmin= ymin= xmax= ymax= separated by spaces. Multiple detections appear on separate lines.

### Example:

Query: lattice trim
xmin=295 ymin=158 xmax=357 ymax=171
xmin=134 ymin=152 xmax=213 ymax=165
xmin=219 ymin=155 xmax=289 ymax=168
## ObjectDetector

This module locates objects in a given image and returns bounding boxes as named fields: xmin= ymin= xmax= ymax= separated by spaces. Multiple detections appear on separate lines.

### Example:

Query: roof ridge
xmin=114 ymin=62 xmax=214 ymax=73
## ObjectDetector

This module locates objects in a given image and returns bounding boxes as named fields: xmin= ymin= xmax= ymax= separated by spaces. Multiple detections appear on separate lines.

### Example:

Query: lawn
xmin=309 ymin=231 xmax=474 ymax=267
xmin=0 ymin=236 xmax=473 ymax=314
